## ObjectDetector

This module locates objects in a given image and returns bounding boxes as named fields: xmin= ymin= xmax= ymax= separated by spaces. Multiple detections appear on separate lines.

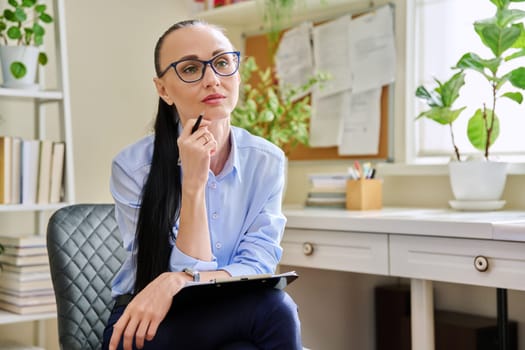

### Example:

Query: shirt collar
xmin=217 ymin=128 xmax=242 ymax=182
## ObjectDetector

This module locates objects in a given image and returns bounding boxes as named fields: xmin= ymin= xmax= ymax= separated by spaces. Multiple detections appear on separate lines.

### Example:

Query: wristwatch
xmin=183 ymin=267 xmax=200 ymax=282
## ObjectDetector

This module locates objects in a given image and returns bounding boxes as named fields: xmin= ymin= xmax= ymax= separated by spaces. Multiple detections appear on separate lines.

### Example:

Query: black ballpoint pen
xmin=191 ymin=114 xmax=203 ymax=134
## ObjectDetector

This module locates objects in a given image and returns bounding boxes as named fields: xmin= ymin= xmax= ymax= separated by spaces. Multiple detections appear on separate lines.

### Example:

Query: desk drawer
xmin=281 ymin=228 xmax=389 ymax=275
xmin=390 ymin=235 xmax=525 ymax=291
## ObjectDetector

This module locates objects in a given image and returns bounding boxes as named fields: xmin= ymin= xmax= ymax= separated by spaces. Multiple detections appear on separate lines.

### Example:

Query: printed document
xmin=275 ymin=22 xmax=315 ymax=101
xmin=309 ymin=91 xmax=348 ymax=147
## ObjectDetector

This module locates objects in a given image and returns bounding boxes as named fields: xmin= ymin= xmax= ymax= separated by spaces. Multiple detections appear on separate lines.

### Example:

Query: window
xmin=411 ymin=0 xmax=525 ymax=162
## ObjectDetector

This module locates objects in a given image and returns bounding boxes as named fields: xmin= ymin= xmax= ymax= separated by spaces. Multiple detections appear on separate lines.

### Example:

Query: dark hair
xmin=134 ymin=19 xmax=206 ymax=293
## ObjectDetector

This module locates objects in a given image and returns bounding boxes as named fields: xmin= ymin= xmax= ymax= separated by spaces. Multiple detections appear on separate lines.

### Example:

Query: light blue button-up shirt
xmin=109 ymin=126 xmax=287 ymax=296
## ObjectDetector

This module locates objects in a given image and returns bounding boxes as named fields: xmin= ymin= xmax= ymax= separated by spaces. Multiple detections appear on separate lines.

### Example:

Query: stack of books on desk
xmin=0 ymin=235 xmax=55 ymax=314
xmin=305 ymin=173 xmax=351 ymax=208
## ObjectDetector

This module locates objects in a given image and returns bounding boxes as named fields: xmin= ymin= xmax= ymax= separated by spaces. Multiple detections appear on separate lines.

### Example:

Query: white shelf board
xmin=196 ymin=0 xmax=376 ymax=28
xmin=0 ymin=88 xmax=63 ymax=100
xmin=0 ymin=309 xmax=56 ymax=325
xmin=0 ymin=203 xmax=68 ymax=212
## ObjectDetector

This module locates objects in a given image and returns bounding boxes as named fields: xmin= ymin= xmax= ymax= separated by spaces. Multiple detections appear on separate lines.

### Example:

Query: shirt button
xmin=210 ymin=182 xmax=217 ymax=189
xmin=212 ymin=212 xmax=219 ymax=219
xmin=215 ymin=242 xmax=222 ymax=249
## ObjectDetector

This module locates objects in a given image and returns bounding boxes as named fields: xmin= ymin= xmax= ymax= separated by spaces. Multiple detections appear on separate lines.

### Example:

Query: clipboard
xmin=173 ymin=271 xmax=299 ymax=304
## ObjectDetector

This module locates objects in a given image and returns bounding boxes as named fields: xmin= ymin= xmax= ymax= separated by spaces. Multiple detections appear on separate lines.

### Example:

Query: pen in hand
xmin=191 ymin=114 xmax=203 ymax=134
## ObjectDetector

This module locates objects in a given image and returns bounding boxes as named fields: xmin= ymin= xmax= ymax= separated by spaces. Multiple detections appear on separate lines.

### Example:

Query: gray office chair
xmin=47 ymin=203 xmax=125 ymax=350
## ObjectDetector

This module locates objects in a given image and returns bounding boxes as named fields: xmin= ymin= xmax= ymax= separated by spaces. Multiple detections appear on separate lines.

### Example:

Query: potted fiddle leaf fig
xmin=415 ymin=0 xmax=525 ymax=207
xmin=0 ymin=0 xmax=54 ymax=89
xmin=231 ymin=56 xmax=327 ymax=154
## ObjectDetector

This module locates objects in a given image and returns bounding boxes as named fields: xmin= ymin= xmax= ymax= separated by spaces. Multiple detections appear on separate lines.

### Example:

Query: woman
xmin=102 ymin=19 xmax=302 ymax=350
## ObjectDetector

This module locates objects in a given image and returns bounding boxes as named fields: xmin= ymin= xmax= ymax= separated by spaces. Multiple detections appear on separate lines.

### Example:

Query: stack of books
xmin=0 ymin=136 xmax=65 ymax=205
xmin=305 ymin=173 xmax=352 ymax=208
xmin=0 ymin=235 xmax=55 ymax=315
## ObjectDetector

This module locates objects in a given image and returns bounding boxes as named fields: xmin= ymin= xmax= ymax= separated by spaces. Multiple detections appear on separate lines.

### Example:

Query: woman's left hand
xmin=108 ymin=272 xmax=188 ymax=350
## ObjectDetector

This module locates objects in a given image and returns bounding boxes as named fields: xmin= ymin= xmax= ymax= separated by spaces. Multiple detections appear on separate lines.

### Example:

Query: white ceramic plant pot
xmin=448 ymin=160 xmax=507 ymax=201
xmin=0 ymin=45 xmax=39 ymax=89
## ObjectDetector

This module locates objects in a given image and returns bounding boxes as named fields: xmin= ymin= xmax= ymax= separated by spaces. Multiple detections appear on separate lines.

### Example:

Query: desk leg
xmin=497 ymin=288 xmax=508 ymax=350
xmin=411 ymin=279 xmax=435 ymax=350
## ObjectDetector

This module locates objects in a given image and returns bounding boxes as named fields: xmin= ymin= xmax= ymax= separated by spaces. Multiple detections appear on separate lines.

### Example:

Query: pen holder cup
xmin=346 ymin=179 xmax=383 ymax=210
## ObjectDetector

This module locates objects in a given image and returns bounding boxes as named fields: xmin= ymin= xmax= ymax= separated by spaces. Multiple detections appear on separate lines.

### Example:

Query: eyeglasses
xmin=158 ymin=51 xmax=241 ymax=83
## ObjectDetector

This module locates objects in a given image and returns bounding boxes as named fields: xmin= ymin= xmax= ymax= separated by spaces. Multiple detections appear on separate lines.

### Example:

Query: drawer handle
xmin=474 ymin=255 xmax=489 ymax=272
xmin=302 ymin=242 xmax=314 ymax=256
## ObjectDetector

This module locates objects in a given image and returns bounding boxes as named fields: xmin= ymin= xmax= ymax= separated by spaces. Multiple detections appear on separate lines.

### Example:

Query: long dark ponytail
xmin=134 ymin=20 xmax=204 ymax=293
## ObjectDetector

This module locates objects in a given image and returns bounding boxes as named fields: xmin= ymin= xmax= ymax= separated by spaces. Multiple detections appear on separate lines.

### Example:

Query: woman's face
xmin=154 ymin=25 xmax=240 ymax=127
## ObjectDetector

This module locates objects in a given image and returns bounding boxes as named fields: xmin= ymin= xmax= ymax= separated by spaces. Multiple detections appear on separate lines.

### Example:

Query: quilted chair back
xmin=47 ymin=204 xmax=126 ymax=350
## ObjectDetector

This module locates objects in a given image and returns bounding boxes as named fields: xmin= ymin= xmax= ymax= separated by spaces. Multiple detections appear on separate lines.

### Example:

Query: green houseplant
xmin=415 ymin=0 xmax=525 ymax=161
xmin=0 ymin=0 xmax=53 ymax=87
xmin=231 ymin=56 xmax=327 ymax=154
xmin=414 ymin=0 xmax=525 ymax=205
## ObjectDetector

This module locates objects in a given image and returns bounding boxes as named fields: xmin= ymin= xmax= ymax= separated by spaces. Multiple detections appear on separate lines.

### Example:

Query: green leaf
xmin=3 ymin=9 xmax=17 ymax=22
xmin=21 ymin=0 xmax=37 ymax=7
xmin=260 ymin=109 xmax=275 ymax=122
xmin=480 ymin=24 xmax=520 ymax=56
xmin=35 ymin=4 xmax=46 ymax=13
xmin=39 ymin=13 xmax=53 ymax=23
xmin=496 ymin=8 xmax=525 ymax=27
xmin=10 ymin=61 xmax=26 ymax=79
xmin=8 ymin=0 xmax=19 ymax=8
xmin=33 ymin=23 xmax=44 ymax=36
xmin=439 ymin=71 xmax=466 ymax=107
xmin=13 ymin=7 xmax=26 ymax=22
xmin=38 ymin=52 xmax=47 ymax=65
xmin=490 ymin=0 xmax=509 ymax=9
xmin=0 ymin=21 xmax=6 ymax=32
xmin=455 ymin=53 xmax=486 ymax=75
xmin=34 ymin=34 xmax=43 ymax=46
xmin=6 ymin=26 xmax=21 ymax=40
xmin=508 ymin=67 xmax=525 ymax=88
xmin=505 ymin=48 xmax=525 ymax=61
xmin=511 ymin=22 xmax=525 ymax=48
xmin=467 ymin=109 xmax=500 ymax=151
xmin=502 ymin=91 xmax=523 ymax=103
xmin=416 ymin=106 xmax=466 ymax=125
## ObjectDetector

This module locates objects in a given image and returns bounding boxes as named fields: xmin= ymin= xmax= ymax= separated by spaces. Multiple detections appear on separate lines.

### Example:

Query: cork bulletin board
xmin=243 ymin=10 xmax=393 ymax=161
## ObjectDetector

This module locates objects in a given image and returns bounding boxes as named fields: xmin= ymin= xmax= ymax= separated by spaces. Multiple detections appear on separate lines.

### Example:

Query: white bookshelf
xmin=0 ymin=0 xmax=75 ymax=346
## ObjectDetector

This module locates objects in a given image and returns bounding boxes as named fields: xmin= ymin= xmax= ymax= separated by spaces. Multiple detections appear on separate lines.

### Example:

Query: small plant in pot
xmin=415 ymin=0 xmax=525 ymax=208
xmin=0 ymin=0 xmax=53 ymax=89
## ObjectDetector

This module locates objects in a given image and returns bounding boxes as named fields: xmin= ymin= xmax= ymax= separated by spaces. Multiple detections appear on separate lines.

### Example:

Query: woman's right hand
xmin=108 ymin=272 xmax=190 ymax=350
xmin=177 ymin=116 xmax=217 ymax=189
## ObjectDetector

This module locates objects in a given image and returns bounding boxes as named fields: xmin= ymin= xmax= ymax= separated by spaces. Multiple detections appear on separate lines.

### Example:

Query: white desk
xmin=282 ymin=207 xmax=525 ymax=350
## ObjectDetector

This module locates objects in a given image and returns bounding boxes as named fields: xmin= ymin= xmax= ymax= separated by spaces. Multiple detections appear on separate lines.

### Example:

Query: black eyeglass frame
xmin=158 ymin=51 xmax=241 ymax=83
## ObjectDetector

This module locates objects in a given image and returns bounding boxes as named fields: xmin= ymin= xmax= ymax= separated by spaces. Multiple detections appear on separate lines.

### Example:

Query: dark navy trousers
xmin=102 ymin=288 xmax=302 ymax=350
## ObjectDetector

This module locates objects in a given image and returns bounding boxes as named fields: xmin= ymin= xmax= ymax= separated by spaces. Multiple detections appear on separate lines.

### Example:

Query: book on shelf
xmin=49 ymin=141 xmax=65 ymax=203
xmin=0 ymin=235 xmax=46 ymax=248
xmin=1 ymin=264 xmax=50 ymax=274
xmin=0 ymin=300 xmax=56 ymax=315
xmin=36 ymin=139 xmax=53 ymax=204
xmin=0 ymin=291 xmax=55 ymax=306
xmin=308 ymin=172 xmax=351 ymax=189
xmin=305 ymin=197 xmax=346 ymax=208
xmin=1 ymin=270 xmax=51 ymax=282
xmin=0 ymin=136 xmax=12 ymax=204
xmin=0 ymin=275 xmax=53 ymax=292
xmin=0 ymin=254 xmax=49 ymax=267
xmin=10 ymin=137 xmax=21 ymax=204
xmin=0 ymin=287 xmax=54 ymax=298
xmin=1 ymin=245 xmax=47 ymax=257
xmin=21 ymin=139 xmax=40 ymax=205
xmin=0 ymin=341 xmax=45 ymax=350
